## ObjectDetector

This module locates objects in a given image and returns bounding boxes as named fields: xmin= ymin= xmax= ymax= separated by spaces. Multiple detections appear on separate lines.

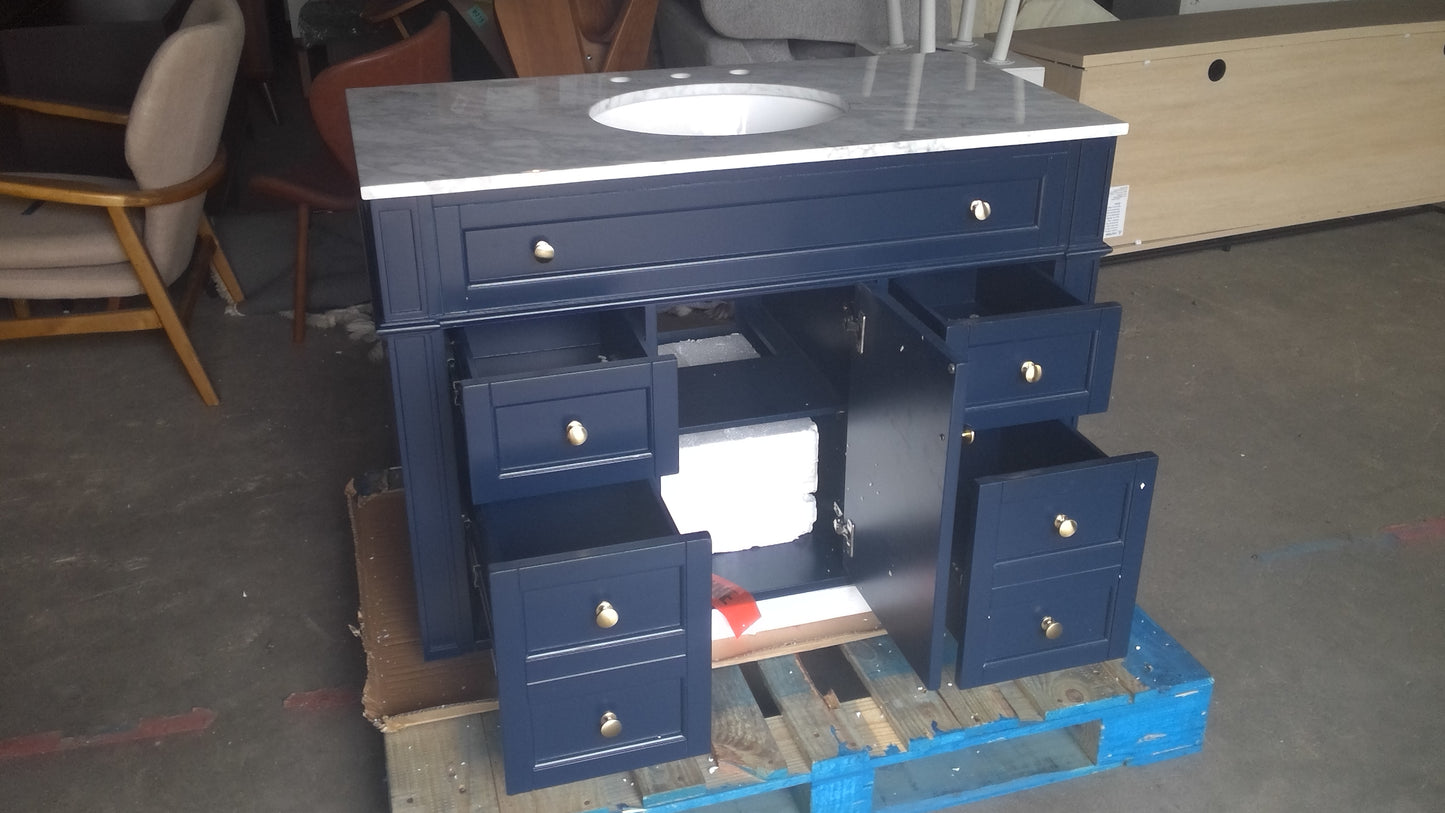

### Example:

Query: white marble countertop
xmin=349 ymin=51 xmax=1126 ymax=201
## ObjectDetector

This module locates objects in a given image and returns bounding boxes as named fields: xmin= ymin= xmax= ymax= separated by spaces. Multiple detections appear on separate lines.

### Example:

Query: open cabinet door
xmin=842 ymin=283 xmax=967 ymax=691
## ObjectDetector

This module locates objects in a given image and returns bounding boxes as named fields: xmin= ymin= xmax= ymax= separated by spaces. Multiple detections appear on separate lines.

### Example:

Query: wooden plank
xmin=755 ymin=654 xmax=875 ymax=764
xmin=836 ymin=697 xmax=902 ymax=756
xmin=1014 ymin=662 xmax=1136 ymax=717
xmin=712 ymin=614 xmax=884 ymax=669
xmin=763 ymin=715 xmax=809 ymax=777
xmin=478 ymin=713 xmax=640 ymax=813
xmin=1102 ymin=659 xmax=1148 ymax=698
xmin=995 ymin=681 xmax=1044 ymax=723
xmin=386 ymin=714 xmax=500 ymax=813
xmin=934 ymin=677 xmax=1018 ymax=729
xmin=632 ymin=756 xmax=710 ymax=808
xmin=710 ymin=665 xmax=789 ymax=782
xmin=840 ymin=637 xmax=963 ymax=746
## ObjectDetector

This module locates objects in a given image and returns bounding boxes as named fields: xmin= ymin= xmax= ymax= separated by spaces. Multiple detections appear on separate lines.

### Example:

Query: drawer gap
xmin=456 ymin=308 xmax=651 ymax=381
xmin=475 ymin=480 xmax=678 ymax=564
xmin=890 ymin=264 xmax=1081 ymax=333
xmin=961 ymin=421 xmax=1107 ymax=481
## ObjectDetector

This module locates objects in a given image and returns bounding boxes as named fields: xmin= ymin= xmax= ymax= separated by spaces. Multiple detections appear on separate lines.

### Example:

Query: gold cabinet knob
xmin=599 ymin=711 xmax=622 ymax=738
xmin=1041 ymin=616 xmax=1064 ymax=640
xmin=1020 ymin=360 xmax=1043 ymax=384
xmin=969 ymin=199 xmax=992 ymax=221
xmin=595 ymin=601 xmax=619 ymax=629
xmin=960 ymin=426 xmax=975 ymax=445
xmin=532 ymin=239 xmax=555 ymax=262
xmin=565 ymin=419 xmax=588 ymax=446
xmin=1054 ymin=514 xmax=1078 ymax=538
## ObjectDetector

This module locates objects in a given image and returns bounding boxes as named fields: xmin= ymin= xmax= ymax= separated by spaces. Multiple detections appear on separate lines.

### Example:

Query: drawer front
xmin=874 ymin=282 xmax=1121 ymax=429
xmin=954 ymin=427 xmax=1157 ymax=688
xmin=984 ymin=453 xmax=1144 ymax=568
xmin=487 ymin=526 xmax=713 ymax=792
xmin=460 ymin=357 xmax=679 ymax=503
xmin=980 ymin=567 xmax=1120 ymax=671
xmin=459 ymin=173 xmax=1051 ymax=285
xmin=435 ymin=147 xmax=1071 ymax=316
xmin=516 ymin=543 xmax=689 ymax=657
xmin=526 ymin=656 xmax=692 ymax=771
xmin=956 ymin=304 xmax=1121 ymax=428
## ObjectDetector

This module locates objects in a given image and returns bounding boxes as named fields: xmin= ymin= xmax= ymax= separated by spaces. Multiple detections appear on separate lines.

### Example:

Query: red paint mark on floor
xmin=0 ymin=707 xmax=215 ymax=761
xmin=1382 ymin=516 xmax=1445 ymax=545
xmin=283 ymin=687 xmax=361 ymax=712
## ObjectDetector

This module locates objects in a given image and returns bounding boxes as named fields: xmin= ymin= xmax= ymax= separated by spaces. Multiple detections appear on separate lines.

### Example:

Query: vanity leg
xmin=386 ymin=329 xmax=478 ymax=658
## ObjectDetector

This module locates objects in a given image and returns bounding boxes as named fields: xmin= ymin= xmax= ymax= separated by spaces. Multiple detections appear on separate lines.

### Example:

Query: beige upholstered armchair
xmin=0 ymin=0 xmax=246 ymax=406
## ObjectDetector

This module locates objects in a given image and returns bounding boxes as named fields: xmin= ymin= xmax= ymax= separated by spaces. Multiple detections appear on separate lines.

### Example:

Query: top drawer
xmin=886 ymin=267 xmax=1121 ymax=428
xmin=434 ymin=147 xmax=1072 ymax=315
xmin=454 ymin=310 xmax=679 ymax=504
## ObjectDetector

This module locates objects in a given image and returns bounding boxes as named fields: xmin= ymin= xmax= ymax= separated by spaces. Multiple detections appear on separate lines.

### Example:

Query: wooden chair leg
xmin=294 ymin=203 xmax=311 ymax=343
xmin=107 ymin=206 xmax=220 ymax=406
xmin=180 ymin=234 xmax=219 ymax=324
xmin=10 ymin=299 xmax=30 ymax=318
xmin=197 ymin=217 xmax=245 ymax=305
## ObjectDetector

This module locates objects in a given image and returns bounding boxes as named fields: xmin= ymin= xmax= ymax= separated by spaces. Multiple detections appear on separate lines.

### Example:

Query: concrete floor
xmin=2 ymin=44 xmax=1443 ymax=809
xmin=3 ymin=208 xmax=1441 ymax=812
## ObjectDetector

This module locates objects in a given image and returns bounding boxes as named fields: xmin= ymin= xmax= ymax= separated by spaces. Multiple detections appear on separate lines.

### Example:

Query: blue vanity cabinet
xmin=363 ymin=131 xmax=1154 ymax=790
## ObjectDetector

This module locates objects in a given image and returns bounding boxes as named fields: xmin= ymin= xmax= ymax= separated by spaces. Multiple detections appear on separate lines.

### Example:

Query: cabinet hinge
xmin=832 ymin=501 xmax=856 ymax=558
xmin=451 ymin=380 xmax=463 ymax=407
xmin=843 ymin=311 xmax=867 ymax=355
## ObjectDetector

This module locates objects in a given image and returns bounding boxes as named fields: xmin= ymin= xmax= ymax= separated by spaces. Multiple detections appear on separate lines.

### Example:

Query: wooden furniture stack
xmin=1009 ymin=0 xmax=1445 ymax=253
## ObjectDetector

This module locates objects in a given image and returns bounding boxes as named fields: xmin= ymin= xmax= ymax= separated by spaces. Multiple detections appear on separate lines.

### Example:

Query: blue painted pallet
xmin=384 ymin=607 xmax=1211 ymax=813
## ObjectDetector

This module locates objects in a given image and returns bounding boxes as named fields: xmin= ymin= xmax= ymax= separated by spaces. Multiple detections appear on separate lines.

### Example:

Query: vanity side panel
xmin=385 ymin=329 xmax=478 ymax=658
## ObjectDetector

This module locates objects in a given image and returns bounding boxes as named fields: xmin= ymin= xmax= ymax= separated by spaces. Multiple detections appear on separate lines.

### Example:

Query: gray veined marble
xmin=348 ymin=51 xmax=1126 ymax=201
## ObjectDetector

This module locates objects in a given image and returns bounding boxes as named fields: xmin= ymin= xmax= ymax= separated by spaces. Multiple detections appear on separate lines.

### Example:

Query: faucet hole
xmin=1208 ymin=59 xmax=1226 ymax=82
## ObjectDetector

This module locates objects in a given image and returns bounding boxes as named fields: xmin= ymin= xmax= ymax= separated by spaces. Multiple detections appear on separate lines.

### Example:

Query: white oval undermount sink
xmin=589 ymin=83 xmax=847 ymax=137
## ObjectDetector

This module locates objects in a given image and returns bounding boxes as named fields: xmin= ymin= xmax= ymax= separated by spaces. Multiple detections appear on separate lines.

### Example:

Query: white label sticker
xmin=1104 ymin=184 xmax=1129 ymax=239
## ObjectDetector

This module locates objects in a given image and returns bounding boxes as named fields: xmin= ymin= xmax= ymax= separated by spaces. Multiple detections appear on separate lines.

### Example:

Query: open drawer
xmin=951 ymin=420 xmax=1157 ymax=688
xmin=453 ymin=309 xmax=679 ymax=503
xmin=886 ymin=267 xmax=1121 ymax=429
xmin=475 ymin=480 xmax=712 ymax=793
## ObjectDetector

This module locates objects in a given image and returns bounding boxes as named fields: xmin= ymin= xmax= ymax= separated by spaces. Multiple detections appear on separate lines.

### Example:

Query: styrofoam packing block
xmin=658 ymin=332 xmax=760 ymax=367
xmin=674 ymin=418 xmax=818 ymax=492
xmin=668 ymin=493 xmax=817 ymax=554
xmin=661 ymin=417 xmax=819 ymax=551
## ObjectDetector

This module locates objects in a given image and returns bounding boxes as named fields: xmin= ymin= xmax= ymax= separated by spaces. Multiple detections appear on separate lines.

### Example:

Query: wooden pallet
xmin=384 ymin=608 xmax=1210 ymax=812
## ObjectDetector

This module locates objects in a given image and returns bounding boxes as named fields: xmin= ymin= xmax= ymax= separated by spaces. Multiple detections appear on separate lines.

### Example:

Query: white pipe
xmin=886 ymin=0 xmax=905 ymax=48
xmin=919 ymin=0 xmax=935 ymax=53
xmin=950 ymin=0 xmax=979 ymax=47
xmin=989 ymin=0 xmax=1022 ymax=63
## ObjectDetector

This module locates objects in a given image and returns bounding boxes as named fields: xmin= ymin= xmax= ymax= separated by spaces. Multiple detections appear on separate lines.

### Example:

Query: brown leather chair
xmin=249 ymin=10 xmax=451 ymax=342
xmin=0 ymin=0 xmax=247 ymax=406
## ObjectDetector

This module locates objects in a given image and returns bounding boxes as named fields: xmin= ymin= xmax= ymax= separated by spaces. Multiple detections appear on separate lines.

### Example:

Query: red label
xmin=711 ymin=574 xmax=761 ymax=638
